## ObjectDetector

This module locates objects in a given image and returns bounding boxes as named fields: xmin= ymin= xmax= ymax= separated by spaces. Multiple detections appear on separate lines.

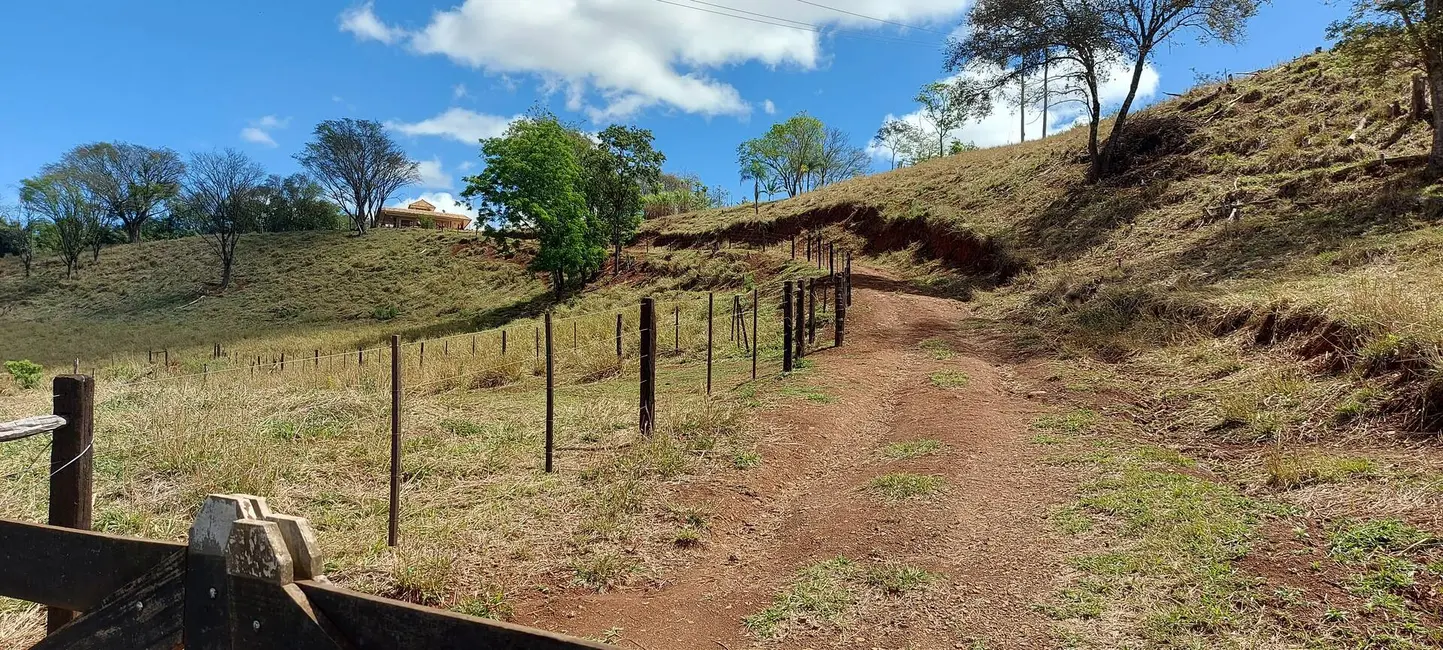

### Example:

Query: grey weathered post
xmin=545 ymin=313 xmax=554 ymax=472
xmin=388 ymin=335 xmax=401 ymax=547
xmin=502 ymin=329 xmax=508 ymax=355
xmin=674 ymin=305 xmax=680 ymax=354
xmin=46 ymin=375 xmax=93 ymax=633
xmin=782 ymin=281 xmax=794 ymax=373
xmin=639 ymin=298 xmax=656 ymax=436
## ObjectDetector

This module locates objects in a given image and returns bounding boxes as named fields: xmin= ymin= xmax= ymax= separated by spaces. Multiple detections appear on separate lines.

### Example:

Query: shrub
xmin=4 ymin=360 xmax=42 ymax=389
xmin=371 ymin=304 xmax=400 ymax=321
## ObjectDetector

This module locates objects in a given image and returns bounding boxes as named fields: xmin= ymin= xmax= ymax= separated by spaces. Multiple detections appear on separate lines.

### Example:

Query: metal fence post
xmin=751 ymin=288 xmax=758 ymax=380
xmin=795 ymin=279 xmax=806 ymax=359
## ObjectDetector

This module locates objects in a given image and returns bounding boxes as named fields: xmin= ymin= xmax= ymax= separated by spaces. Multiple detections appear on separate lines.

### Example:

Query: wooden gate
xmin=0 ymin=493 xmax=610 ymax=649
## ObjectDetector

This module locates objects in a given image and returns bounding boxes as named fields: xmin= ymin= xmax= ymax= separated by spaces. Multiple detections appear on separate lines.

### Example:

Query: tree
xmin=0 ymin=204 xmax=37 ymax=277
xmin=814 ymin=127 xmax=870 ymax=186
xmin=915 ymin=80 xmax=993 ymax=158
xmin=949 ymin=0 xmax=1258 ymax=179
xmin=1331 ymin=1 xmax=1443 ymax=170
xmin=20 ymin=172 xmax=94 ymax=278
xmin=296 ymin=119 xmax=419 ymax=235
xmin=950 ymin=140 xmax=980 ymax=155
xmin=948 ymin=0 xmax=1115 ymax=179
xmin=740 ymin=157 xmax=768 ymax=214
xmin=56 ymin=142 xmax=184 ymax=244
xmin=462 ymin=113 xmax=603 ymax=298
xmin=257 ymin=174 xmax=344 ymax=232
xmin=873 ymin=119 xmax=922 ymax=170
xmin=84 ymin=209 xmax=110 ymax=263
xmin=738 ymin=114 xmax=827 ymax=197
xmin=581 ymin=125 xmax=665 ymax=275
xmin=182 ymin=149 xmax=266 ymax=291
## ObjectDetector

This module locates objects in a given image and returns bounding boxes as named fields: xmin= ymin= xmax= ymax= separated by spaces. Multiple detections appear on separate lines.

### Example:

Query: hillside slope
xmin=648 ymin=48 xmax=1443 ymax=431
xmin=0 ymin=229 xmax=547 ymax=364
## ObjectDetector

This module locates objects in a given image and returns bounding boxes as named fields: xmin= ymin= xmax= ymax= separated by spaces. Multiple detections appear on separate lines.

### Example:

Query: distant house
xmin=378 ymin=199 xmax=472 ymax=231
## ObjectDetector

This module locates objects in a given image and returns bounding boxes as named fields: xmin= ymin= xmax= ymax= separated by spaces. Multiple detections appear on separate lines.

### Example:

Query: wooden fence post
xmin=806 ymin=234 xmax=811 ymax=262
xmin=791 ymin=235 xmax=796 ymax=259
xmin=545 ymin=313 xmax=554 ymax=472
xmin=502 ymin=330 xmax=508 ymax=356
xmin=639 ymin=298 xmax=656 ymax=437
xmin=756 ymin=288 xmax=767 ymax=381
xmin=472 ymin=336 xmax=477 ymax=356
xmin=388 ymin=335 xmax=401 ymax=547
xmin=795 ymin=280 xmax=806 ymax=359
xmin=729 ymin=295 xmax=736 ymax=342
xmin=280 ymin=353 xmax=285 ymax=371
xmin=47 ymin=375 xmax=94 ymax=633
xmin=535 ymin=327 xmax=540 ymax=362
xmin=835 ymin=275 xmax=846 ymax=348
xmin=615 ymin=314 xmax=623 ymax=362
xmin=846 ymin=251 xmax=853 ymax=307
xmin=706 ymin=293 xmax=714 ymax=395
xmin=674 ymin=305 xmax=680 ymax=354
xmin=314 ymin=349 xmax=319 ymax=368
xmin=358 ymin=345 xmax=364 ymax=366
xmin=573 ymin=321 xmax=577 ymax=351
xmin=420 ymin=341 xmax=426 ymax=370
xmin=829 ymin=242 xmax=835 ymax=278
xmin=782 ymin=282 xmax=794 ymax=373
xmin=808 ymin=278 xmax=817 ymax=345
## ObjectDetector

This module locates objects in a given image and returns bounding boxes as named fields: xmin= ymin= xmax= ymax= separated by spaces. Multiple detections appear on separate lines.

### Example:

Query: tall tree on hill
xmin=182 ymin=149 xmax=266 ymax=291
xmin=739 ymin=156 xmax=768 ymax=214
xmin=20 ymin=171 xmax=94 ymax=279
xmin=463 ymin=113 xmax=603 ymax=297
xmin=872 ymin=119 xmax=919 ymax=170
xmin=949 ymin=0 xmax=1259 ymax=180
xmin=581 ymin=125 xmax=665 ymax=276
xmin=914 ymin=80 xmax=992 ymax=158
xmin=815 ymin=127 xmax=871 ymax=186
xmin=296 ymin=119 xmax=419 ymax=235
xmin=738 ymin=113 xmax=827 ymax=197
xmin=1330 ymin=1 xmax=1443 ymax=171
xmin=257 ymin=174 xmax=345 ymax=232
xmin=54 ymin=142 xmax=185 ymax=244
xmin=0 ymin=204 xmax=37 ymax=277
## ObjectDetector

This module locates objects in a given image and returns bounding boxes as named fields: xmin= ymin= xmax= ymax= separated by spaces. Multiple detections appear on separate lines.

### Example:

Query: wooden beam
xmin=0 ymin=519 xmax=184 ymax=611
xmin=28 ymin=550 xmax=184 ymax=650
xmin=297 ymin=581 xmax=611 ymax=650
xmin=0 ymin=415 xmax=65 ymax=442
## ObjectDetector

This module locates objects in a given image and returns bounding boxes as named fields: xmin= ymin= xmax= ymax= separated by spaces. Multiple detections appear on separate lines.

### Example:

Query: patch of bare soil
xmin=514 ymin=267 xmax=1077 ymax=648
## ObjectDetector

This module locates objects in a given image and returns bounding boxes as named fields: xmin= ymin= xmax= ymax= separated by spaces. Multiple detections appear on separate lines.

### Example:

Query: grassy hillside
xmin=0 ymin=229 xmax=550 ymax=365
xmin=649 ymin=48 xmax=1443 ymax=432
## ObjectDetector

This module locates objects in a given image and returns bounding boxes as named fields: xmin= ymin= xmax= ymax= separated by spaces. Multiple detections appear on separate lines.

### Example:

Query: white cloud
xmin=453 ymin=83 xmax=468 ymax=100
xmin=340 ymin=0 xmax=967 ymax=120
xmin=457 ymin=160 xmax=475 ymax=172
xmin=868 ymin=59 xmax=1160 ymax=159
xmin=386 ymin=108 xmax=518 ymax=144
xmin=416 ymin=158 xmax=453 ymax=189
xmin=240 ymin=127 xmax=277 ymax=147
xmin=239 ymin=115 xmax=290 ymax=148
xmin=763 ymin=99 xmax=777 ymax=115
xmin=390 ymin=192 xmax=477 ymax=221
xmin=340 ymin=3 xmax=405 ymax=45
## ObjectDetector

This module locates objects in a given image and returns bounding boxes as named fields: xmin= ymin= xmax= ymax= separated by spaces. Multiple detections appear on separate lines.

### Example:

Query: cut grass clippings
xmin=867 ymin=473 xmax=945 ymax=500
xmin=918 ymin=338 xmax=955 ymax=360
xmin=929 ymin=370 xmax=970 ymax=388
xmin=882 ymin=439 xmax=942 ymax=459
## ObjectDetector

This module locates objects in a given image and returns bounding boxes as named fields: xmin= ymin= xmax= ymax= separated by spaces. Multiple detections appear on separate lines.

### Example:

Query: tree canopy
xmin=463 ymin=112 xmax=604 ymax=296
xmin=51 ymin=142 xmax=185 ymax=244
xmin=581 ymin=125 xmax=665 ymax=275
xmin=296 ymin=118 xmax=420 ymax=234
xmin=737 ymin=113 xmax=868 ymax=199
xmin=915 ymin=80 xmax=992 ymax=158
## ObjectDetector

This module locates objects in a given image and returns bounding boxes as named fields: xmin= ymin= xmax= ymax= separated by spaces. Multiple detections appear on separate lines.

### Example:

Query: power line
xmin=651 ymin=0 xmax=939 ymax=48
xmin=784 ymin=0 xmax=954 ymax=36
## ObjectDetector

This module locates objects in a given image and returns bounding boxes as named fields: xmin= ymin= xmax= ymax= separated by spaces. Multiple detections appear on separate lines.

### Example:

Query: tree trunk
xmin=1098 ymin=50 xmax=1151 ymax=177
xmin=124 ymin=220 xmax=143 ymax=244
xmin=613 ymin=238 xmax=621 ymax=277
xmin=1042 ymin=59 xmax=1049 ymax=137
xmin=1427 ymin=64 xmax=1443 ymax=171
xmin=1019 ymin=75 xmax=1026 ymax=143
xmin=1414 ymin=75 xmax=1430 ymax=121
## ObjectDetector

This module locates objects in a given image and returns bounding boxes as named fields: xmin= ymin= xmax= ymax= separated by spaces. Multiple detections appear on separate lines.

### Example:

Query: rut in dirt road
xmin=519 ymin=269 xmax=1076 ymax=649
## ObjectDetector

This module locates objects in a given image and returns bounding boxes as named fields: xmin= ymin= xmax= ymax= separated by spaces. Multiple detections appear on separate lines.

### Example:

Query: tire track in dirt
xmin=517 ymin=267 xmax=1073 ymax=649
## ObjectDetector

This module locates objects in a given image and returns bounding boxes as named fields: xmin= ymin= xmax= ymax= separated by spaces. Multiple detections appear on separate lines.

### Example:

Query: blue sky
xmin=1 ymin=0 xmax=1345 ymax=216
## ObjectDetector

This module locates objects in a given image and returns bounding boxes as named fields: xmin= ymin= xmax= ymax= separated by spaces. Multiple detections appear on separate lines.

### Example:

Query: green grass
xmin=744 ymin=557 xmax=939 ymax=639
xmin=780 ymin=385 xmax=834 ymax=403
xmin=928 ymin=370 xmax=970 ymax=388
xmin=866 ymin=473 xmax=945 ymax=500
xmin=881 ymin=439 xmax=942 ymax=459
xmin=918 ymin=338 xmax=954 ymax=360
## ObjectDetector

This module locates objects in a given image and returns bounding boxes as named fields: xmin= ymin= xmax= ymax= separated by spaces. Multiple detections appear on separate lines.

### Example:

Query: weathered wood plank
xmin=0 ymin=415 xmax=65 ymax=442
xmin=298 ymin=581 xmax=613 ymax=649
xmin=229 ymin=579 xmax=345 ymax=650
xmin=0 ymin=519 xmax=184 ymax=610
xmin=27 ymin=549 xmax=184 ymax=650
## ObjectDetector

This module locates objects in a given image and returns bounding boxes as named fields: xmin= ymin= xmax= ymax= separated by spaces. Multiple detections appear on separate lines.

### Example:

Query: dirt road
xmin=520 ymin=267 xmax=1075 ymax=648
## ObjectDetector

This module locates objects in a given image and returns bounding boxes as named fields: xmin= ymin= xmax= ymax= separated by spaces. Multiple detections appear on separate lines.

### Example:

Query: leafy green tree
xmin=1331 ymin=1 xmax=1443 ymax=170
xmin=915 ymin=80 xmax=992 ymax=158
xmin=258 ymin=174 xmax=345 ymax=232
xmin=581 ymin=125 xmax=665 ymax=275
xmin=20 ymin=171 xmax=94 ymax=278
xmin=739 ymin=156 xmax=769 ymax=214
xmin=296 ymin=119 xmax=419 ymax=235
xmin=463 ymin=113 xmax=604 ymax=297
xmin=55 ymin=142 xmax=184 ymax=244
xmin=873 ymin=119 xmax=921 ymax=169
xmin=0 ymin=204 xmax=37 ymax=277
xmin=738 ymin=114 xmax=827 ymax=197
xmin=181 ymin=149 xmax=267 ymax=290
